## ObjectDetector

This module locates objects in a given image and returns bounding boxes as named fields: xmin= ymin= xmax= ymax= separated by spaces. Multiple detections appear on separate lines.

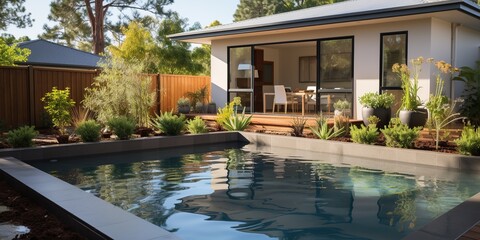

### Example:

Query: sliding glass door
xmin=317 ymin=37 xmax=354 ymax=114
xmin=228 ymin=46 xmax=253 ymax=112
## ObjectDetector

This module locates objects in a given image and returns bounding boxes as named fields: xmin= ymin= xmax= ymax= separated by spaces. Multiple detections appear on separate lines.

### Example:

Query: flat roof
xmin=169 ymin=0 xmax=480 ymax=44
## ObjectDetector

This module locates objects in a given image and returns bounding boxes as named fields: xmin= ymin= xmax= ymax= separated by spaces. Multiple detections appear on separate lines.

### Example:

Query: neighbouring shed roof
xmin=17 ymin=39 xmax=102 ymax=69
xmin=169 ymin=0 xmax=480 ymax=43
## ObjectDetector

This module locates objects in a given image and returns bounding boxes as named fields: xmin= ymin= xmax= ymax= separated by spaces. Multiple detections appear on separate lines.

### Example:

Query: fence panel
xmin=160 ymin=74 xmax=211 ymax=112
xmin=32 ymin=67 xmax=98 ymax=126
xmin=0 ymin=66 xmax=30 ymax=128
xmin=0 ymin=66 xmax=210 ymax=128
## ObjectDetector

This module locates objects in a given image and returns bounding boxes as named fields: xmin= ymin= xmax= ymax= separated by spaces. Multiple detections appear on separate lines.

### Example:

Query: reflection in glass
xmin=382 ymin=33 xmax=407 ymax=88
xmin=229 ymin=47 xmax=252 ymax=90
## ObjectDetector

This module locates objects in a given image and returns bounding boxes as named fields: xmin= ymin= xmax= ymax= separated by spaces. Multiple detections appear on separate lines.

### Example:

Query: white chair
xmin=273 ymin=85 xmax=298 ymax=113
xmin=305 ymin=86 xmax=331 ymax=113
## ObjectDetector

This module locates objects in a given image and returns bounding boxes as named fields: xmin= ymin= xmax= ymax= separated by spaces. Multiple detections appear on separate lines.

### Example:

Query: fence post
xmin=156 ymin=74 xmax=161 ymax=114
xmin=28 ymin=66 xmax=35 ymax=126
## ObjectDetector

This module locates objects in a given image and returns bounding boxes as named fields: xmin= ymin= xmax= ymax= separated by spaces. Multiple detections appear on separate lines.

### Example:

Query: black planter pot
xmin=178 ymin=105 xmax=190 ymax=114
xmin=207 ymin=103 xmax=217 ymax=114
xmin=399 ymin=109 xmax=428 ymax=128
xmin=362 ymin=107 xmax=391 ymax=129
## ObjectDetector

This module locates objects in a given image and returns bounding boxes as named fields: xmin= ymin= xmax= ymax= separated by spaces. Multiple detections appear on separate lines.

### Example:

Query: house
xmin=17 ymin=39 xmax=102 ymax=69
xmin=169 ymin=0 xmax=480 ymax=119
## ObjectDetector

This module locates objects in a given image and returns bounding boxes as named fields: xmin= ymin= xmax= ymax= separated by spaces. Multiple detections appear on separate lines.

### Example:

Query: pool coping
xmin=0 ymin=131 xmax=479 ymax=239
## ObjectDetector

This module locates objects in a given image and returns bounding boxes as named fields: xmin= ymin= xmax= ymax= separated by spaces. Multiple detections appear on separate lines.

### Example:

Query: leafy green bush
xmin=310 ymin=116 xmax=344 ymax=140
xmin=333 ymin=99 xmax=351 ymax=111
xmin=222 ymin=107 xmax=252 ymax=131
xmin=291 ymin=117 xmax=307 ymax=137
xmin=41 ymin=87 xmax=75 ymax=135
xmin=381 ymin=118 xmax=420 ymax=148
xmin=76 ymin=120 xmax=102 ymax=142
xmin=7 ymin=126 xmax=38 ymax=148
xmin=187 ymin=116 xmax=208 ymax=134
xmin=83 ymin=58 xmax=155 ymax=127
xmin=350 ymin=124 xmax=379 ymax=145
xmin=455 ymin=125 xmax=480 ymax=156
xmin=454 ymin=61 xmax=480 ymax=126
xmin=108 ymin=116 xmax=135 ymax=140
xmin=359 ymin=92 xmax=395 ymax=109
xmin=151 ymin=111 xmax=186 ymax=136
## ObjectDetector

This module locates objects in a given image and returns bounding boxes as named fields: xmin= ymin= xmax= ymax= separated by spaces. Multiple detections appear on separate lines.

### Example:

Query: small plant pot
xmin=399 ymin=109 xmax=428 ymax=128
xmin=56 ymin=134 xmax=69 ymax=144
xmin=178 ymin=106 xmax=190 ymax=114
xmin=207 ymin=103 xmax=217 ymax=114
xmin=362 ymin=107 xmax=391 ymax=129
xmin=135 ymin=127 xmax=152 ymax=137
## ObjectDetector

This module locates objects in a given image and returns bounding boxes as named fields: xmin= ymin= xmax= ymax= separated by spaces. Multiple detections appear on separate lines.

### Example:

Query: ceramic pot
xmin=399 ymin=109 xmax=428 ymax=128
xmin=362 ymin=107 xmax=391 ymax=129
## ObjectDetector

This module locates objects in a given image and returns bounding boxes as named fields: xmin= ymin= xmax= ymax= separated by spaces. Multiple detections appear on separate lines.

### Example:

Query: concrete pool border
xmin=0 ymin=131 xmax=479 ymax=239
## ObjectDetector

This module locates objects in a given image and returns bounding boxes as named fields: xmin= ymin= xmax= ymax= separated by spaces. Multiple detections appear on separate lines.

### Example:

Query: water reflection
xmin=36 ymin=146 xmax=480 ymax=240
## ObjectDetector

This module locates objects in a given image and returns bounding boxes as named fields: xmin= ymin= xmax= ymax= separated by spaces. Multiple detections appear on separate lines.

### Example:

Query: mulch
xmin=0 ymin=178 xmax=86 ymax=240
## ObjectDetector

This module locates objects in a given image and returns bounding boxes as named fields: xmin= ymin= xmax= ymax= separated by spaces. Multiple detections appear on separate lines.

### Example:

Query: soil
xmin=0 ymin=178 xmax=86 ymax=240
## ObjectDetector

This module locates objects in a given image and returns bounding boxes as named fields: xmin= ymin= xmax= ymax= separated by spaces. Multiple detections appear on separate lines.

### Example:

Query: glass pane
xmin=229 ymin=47 xmax=252 ymax=89
xmin=319 ymin=39 xmax=353 ymax=90
xmin=299 ymin=57 xmax=315 ymax=83
xmin=228 ymin=92 xmax=252 ymax=113
xmin=382 ymin=33 xmax=407 ymax=87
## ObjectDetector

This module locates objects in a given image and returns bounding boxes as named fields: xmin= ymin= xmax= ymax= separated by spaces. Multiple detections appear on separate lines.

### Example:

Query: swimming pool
xmin=32 ymin=143 xmax=480 ymax=240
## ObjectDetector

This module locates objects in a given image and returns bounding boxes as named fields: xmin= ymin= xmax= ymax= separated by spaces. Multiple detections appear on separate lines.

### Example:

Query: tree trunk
xmin=93 ymin=0 xmax=104 ymax=54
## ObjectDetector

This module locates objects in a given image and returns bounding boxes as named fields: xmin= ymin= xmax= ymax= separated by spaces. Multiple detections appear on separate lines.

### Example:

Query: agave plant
xmin=222 ymin=107 xmax=252 ymax=131
xmin=310 ymin=115 xmax=344 ymax=140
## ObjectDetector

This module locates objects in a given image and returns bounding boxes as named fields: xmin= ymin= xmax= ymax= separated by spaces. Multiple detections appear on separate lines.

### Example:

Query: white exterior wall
xmin=210 ymin=17 xmax=473 ymax=119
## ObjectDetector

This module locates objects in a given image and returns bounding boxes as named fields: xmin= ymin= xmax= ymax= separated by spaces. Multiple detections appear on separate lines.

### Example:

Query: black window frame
xmin=379 ymin=31 xmax=408 ymax=93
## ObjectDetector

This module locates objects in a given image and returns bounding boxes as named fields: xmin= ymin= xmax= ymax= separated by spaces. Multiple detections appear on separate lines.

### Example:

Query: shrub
xmin=83 ymin=58 xmax=155 ymax=126
xmin=454 ymin=61 xmax=480 ymax=126
xmin=177 ymin=97 xmax=190 ymax=107
xmin=7 ymin=126 xmax=38 ymax=148
xmin=381 ymin=118 xmax=420 ymax=148
xmin=76 ymin=120 xmax=102 ymax=142
xmin=291 ymin=117 xmax=307 ymax=137
xmin=310 ymin=116 xmax=344 ymax=140
xmin=41 ymin=87 xmax=75 ymax=135
xmin=151 ymin=111 xmax=186 ymax=136
xmin=350 ymin=124 xmax=379 ymax=145
xmin=455 ymin=125 xmax=480 ymax=156
xmin=359 ymin=92 xmax=395 ymax=109
xmin=333 ymin=99 xmax=351 ymax=111
xmin=108 ymin=116 xmax=135 ymax=140
xmin=187 ymin=116 xmax=208 ymax=134
xmin=334 ymin=115 xmax=350 ymax=136
xmin=222 ymin=107 xmax=252 ymax=131
xmin=186 ymin=85 xmax=209 ymax=107
xmin=392 ymin=57 xmax=424 ymax=111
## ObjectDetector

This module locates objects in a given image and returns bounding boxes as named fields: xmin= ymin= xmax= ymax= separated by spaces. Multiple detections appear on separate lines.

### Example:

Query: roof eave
xmin=169 ymin=1 xmax=479 ymax=42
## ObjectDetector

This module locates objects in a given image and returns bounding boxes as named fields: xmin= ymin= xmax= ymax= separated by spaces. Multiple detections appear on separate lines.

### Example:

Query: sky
xmin=4 ymin=0 xmax=238 ymax=40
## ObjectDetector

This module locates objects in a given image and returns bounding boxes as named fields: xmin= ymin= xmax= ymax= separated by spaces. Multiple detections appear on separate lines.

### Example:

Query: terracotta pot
xmin=399 ymin=109 xmax=428 ymax=128
xmin=362 ymin=107 xmax=391 ymax=129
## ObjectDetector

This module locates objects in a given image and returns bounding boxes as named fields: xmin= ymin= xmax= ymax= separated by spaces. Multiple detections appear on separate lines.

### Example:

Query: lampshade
xmin=254 ymin=70 xmax=259 ymax=78
xmin=238 ymin=64 xmax=251 ymax=70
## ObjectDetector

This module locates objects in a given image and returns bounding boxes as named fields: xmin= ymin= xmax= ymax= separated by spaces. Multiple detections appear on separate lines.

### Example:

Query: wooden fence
xmin=0 ymin=66 xmax=210 ymax=128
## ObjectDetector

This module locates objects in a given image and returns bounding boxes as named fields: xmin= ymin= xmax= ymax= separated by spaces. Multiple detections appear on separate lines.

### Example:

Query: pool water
xmin=33 ymin=143 xmax=480 ymax=240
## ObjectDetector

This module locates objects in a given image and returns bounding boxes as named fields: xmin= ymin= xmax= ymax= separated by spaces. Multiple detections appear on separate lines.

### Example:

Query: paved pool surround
xmin=0 ymin=131 xmax=479 ymax=240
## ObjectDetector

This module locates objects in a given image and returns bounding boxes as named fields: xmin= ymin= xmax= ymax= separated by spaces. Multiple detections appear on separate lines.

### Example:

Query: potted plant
xmin=333 ymin=99 xmax=351 ymax=117
xmin=359 ymin=92 xmax=395 ymax=129
xmin=393 ymin=57 xmax=427 ymax=128
xmin=177 ymin=97 xmax=191 ymax=114
xmin=41 ymin=87 xmax=75 ymax=143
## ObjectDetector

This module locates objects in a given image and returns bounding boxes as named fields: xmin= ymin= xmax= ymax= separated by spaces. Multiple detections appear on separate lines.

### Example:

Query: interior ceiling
xmin=258 ymin=41 xmax=316 ymax=50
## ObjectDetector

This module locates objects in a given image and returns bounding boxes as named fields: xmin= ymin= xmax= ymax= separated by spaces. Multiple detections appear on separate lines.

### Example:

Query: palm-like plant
xmin=222 ymin=107 xmax=252 ymax=131
xmin=310 ymin=116 xmax=344 ymax=140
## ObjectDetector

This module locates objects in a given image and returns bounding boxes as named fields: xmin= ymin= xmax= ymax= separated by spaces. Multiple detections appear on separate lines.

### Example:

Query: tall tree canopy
xmin=0 ymin=37 xmax=31 ymax=66
xmin=234 ymin=0 xmax=346 ymax=21
xmin=0 ymin=0 xmax=32 ymax=30
xmin=41 ymin=0 xmax=174 ymax=54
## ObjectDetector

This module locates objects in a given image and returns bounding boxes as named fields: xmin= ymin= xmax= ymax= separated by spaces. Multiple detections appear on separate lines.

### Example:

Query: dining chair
xmin=305 ymin=86 xmax=332 ymax=113
xmin=273 ymin=85 xmax=298 ymax=113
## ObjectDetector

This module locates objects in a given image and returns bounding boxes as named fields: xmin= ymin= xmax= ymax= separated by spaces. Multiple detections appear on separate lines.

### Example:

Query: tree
xmin=233 ymin=0 xmax=346 ymax=21
xmin=0 ymin=37 xmax=31 ymax=66
xmin=0 ymin=0 xmax=32 ymax=30
xmin=191 ymin=20 xmax=222 ymax=76
xmin=41 ymin=0 xmax=174 ymax=54
xmin=108 ymin=21 xmax=156 ymax=72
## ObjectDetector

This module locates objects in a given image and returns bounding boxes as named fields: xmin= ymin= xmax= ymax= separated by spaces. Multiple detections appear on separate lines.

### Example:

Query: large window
xmin=228 ymin=46 xmax=253 ymax=112
xmin=381 ymin=32 xmax=407 ymax=88
xmin=299 ymin=56 xmax=316 ymax=83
